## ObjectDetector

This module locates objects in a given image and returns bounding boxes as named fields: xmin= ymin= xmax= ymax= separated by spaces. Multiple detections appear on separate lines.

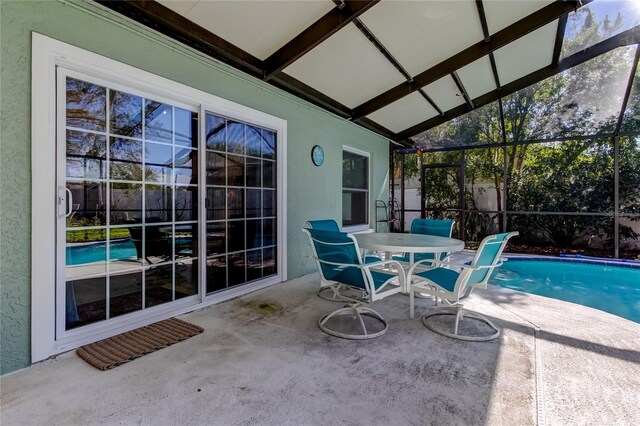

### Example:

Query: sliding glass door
xmin=56 ymin=69 xmax=281 ymax=340
xmin=59 ymin=70 xmax=199 ymax=335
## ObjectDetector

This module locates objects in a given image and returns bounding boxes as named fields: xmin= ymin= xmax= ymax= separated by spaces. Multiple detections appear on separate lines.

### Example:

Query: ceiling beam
xmin=451 ymin=72 xmax=474 ymax=110
xmin=476 ymin=0 xmax=502 ymax=90
xmin=96 ymin=0 xmax=264 ymax=78
xmin=418 ymin=89 xmax=444 ymax=116
xmin=489 ymin=53 xmax=502 ymax=89
xmin=352 ymin=0 xmax=587 ymax=120
xmin=397 ymin=25 xmax=640 ymax=140
xmin=399 ymin=132 xmax=614 ymax=153
xmin=352 ymin=18 xmax=413 ymax=82
xmin=268 ymin=72 xmax=352 ymax=118
xmin=352 ymin=13 xmax=445 ymax=120
xmin=552 ymin=14 xmax=569 ymax=67
xmin=263 ymin=0 xmax=380 ymax=79
xmin=270 ymin=73 xmax=399 ymax=141
xmin=96 ymin=0 xmax=402 ymax=142
xmin=475 ymin=0 xmax=491 ymax=43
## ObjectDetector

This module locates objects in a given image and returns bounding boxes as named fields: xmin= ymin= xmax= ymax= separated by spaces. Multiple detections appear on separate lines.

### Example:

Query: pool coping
xmin=501 ymin=252 xmax=640 ymax=270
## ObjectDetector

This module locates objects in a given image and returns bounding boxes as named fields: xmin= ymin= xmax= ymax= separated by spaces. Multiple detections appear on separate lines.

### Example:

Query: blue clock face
xmin=311 ymin=145 xmax=324 ymax=166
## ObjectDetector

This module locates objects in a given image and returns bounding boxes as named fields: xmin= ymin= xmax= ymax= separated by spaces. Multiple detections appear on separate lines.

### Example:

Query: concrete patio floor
xmin=2 ymin=259 xmax=639 ymax=425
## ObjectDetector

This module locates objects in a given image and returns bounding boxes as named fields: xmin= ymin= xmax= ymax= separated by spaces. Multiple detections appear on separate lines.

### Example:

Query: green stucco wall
xmin=0 ymin=1 xmax=389 ymax=374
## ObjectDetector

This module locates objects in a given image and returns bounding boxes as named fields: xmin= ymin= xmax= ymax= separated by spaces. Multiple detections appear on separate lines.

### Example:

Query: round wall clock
xmin=311 ymin=145 xmax=324 ymax=166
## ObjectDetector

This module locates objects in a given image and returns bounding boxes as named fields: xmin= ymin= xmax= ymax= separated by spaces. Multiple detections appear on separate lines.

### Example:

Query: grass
xmin=67 ymin=227 xmax=131 ymax=243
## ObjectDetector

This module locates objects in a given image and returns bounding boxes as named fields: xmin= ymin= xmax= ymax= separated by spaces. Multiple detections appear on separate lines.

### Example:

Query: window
xmin=342 ymin=148 xmax=369 ymax=228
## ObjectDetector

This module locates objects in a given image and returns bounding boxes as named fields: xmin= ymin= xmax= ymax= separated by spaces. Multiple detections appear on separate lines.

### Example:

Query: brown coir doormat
xmin=76 ymin=318 xmax=203 ymax=370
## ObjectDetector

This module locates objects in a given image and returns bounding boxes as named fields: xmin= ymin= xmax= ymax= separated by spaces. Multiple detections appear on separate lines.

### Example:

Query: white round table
xmin=353 ymin=232 xmax=465 ymax=293
xmin=353 ymin=232 xmax=465 ymax=255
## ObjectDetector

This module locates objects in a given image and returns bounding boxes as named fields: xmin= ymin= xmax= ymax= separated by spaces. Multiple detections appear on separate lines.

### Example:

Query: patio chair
xmin=129 ymin=218 xmax=193 ymax=264
xmin=407 ymin=231 xmax=518 ymax=341
xmin=393 ymin=218 xmax=455 ymax=266
xmin=306 ymin=219 xmax=341 ymax=231
xmin=306 ymin=219 xmax=375 ymax=235
xmin=128 ymin=225 xmax=172 ymax=264
xmin=302 ymin=228 xmax=404 ymax=339
xmin=306 ymin=219 xmax=379 ymax=302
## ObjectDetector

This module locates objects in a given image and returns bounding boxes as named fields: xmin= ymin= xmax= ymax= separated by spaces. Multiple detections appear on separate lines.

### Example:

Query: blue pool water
xmin=66 ymin=240 xmax=137 ymax=265
xmin=489 ymin=259 xmax=640 ymax=323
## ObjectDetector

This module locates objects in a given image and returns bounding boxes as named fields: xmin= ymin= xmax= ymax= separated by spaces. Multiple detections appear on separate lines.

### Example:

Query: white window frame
xmin=342 ymin=145 xmax=371 ymax=233
xmin=31 ymin=33 xmax=287 ymax=362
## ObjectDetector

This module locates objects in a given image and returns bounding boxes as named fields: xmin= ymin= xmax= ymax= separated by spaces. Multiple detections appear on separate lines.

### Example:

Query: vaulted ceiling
xmin=98 ymin=1 xmax=640 ymax=147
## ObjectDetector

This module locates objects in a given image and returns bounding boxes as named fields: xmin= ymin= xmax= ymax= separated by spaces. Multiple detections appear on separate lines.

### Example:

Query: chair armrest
xmin=407 ymin=258 xmax=503 ymax=280
xmin=410 ymin=258 xmax=480 ymax=271
xmin=363 ymin=259 xmax=406 ymax=284
xmin=314 ymin=258 xmax=363 ymax=268
xmin=312 ymin=256 xmax=404 ymax=272
xmin=364 ymin=259 xmax=405 ymax=270
xmin=310 ymin=257 xmax=405 ymax=291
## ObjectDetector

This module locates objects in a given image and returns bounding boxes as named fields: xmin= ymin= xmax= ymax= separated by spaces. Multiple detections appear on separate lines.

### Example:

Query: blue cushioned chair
xmin=306 ymin=219 xmax=341 ymax=232
xmin=393 ymin=218 xmax=455 ymax=266
xmin=407 ymin=231 xmax=518 ymax=341
xmin=306 ymin=219 xmax=379 ymax=301
xmin=302 ymin=228 xmax=404 ymax=339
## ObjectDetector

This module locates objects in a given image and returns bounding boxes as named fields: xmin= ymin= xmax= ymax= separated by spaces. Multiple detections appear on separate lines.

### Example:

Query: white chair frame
xmin=303 ymin=229 xmax=405 ymax=340
xmin=406 ymin=232 xmax=518 ymax=341
xmin=305 ymin=221 xmax=374 ymax=302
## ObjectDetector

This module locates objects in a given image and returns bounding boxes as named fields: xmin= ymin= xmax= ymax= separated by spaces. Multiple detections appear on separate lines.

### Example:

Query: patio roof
xmin=96 ymin=1 xmax=640 ymax=147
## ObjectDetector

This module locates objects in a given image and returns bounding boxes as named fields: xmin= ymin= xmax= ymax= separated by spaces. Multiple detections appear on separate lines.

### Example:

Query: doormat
xmin=76 ymin=318 xmax=203 ymax=370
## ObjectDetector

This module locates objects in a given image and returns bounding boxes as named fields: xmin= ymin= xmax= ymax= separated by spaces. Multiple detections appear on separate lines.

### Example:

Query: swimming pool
xmin=66 ymin=240 xmax=137 ymax=265
xmin=66 ymin=238 xmax=193 ymax=265
xmin=489 ymin=258 xmax=640 ymax=323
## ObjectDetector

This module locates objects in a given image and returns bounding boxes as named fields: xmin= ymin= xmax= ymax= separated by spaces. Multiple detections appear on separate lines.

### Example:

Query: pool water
xmin=66 ymin=240 xmax=137 ymax=265
xmin=489 ymin=259 xmax=640 ymax=323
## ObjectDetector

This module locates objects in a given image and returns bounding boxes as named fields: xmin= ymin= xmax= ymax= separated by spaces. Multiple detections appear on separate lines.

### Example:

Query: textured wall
xmin=0 ymin=1 xmax=389 ymax=374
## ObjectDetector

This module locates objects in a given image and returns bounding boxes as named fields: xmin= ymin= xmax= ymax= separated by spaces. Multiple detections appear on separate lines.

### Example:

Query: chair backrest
xmin=463 ymin=232 xmax=519 ymax=288
xmin=302 ymin=228 xmax=369 ymax=291
xmin=128 ymin=218 xmax=171 ymax=259
xmin=306 ymin=219 xmax=341 ymax=232
xmin=411 ymin=218 xmax=455 ymax=238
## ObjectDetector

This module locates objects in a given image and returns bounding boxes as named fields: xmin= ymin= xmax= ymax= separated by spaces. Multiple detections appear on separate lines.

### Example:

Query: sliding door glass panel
xmin=204 ymin=112 xmax=278 ymax=294
xmin=63 ymin=75 xmax=199 ymax=331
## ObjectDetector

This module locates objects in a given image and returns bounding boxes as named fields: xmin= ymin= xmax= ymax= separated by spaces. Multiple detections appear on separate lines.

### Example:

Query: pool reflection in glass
xmin=65 ymin=76 xmax=201 ymax=331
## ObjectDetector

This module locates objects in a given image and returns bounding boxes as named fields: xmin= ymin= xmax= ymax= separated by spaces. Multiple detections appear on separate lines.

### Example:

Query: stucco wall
xmin=0 ymin=0 xmax=389 ymax=374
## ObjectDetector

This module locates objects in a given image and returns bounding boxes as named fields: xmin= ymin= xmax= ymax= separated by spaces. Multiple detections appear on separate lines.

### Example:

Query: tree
xmin=402 ymin=6 xmax=640 ymax=256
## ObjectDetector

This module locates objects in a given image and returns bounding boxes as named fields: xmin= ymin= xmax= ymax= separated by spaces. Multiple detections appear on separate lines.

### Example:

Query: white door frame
xmin=31 ymin=33 xmax=287 ymax=362
xmin=54 ymin=66 xmax=203 ymax=343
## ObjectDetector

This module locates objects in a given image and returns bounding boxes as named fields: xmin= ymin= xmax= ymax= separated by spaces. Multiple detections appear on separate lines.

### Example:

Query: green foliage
xmin=397 ymin=10 xmax=640 ymax=254
xmin=66 ymin=216 xmax=131 ymax=242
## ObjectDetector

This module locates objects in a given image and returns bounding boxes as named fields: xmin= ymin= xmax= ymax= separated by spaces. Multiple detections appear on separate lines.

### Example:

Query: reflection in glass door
xmin=60 ymin=72 xmax=199 ymax=333
xmin=204 ymin=112 xmax=278 ymax=294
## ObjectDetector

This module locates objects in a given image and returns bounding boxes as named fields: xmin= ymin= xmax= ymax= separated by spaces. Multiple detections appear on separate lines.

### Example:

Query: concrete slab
xmin=1 ymin=269 xmax=639 ymax=425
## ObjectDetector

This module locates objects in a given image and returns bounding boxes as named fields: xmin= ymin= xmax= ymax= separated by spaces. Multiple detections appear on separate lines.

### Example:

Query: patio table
xmin=353 ymin=232 xmax=465 ymax=292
